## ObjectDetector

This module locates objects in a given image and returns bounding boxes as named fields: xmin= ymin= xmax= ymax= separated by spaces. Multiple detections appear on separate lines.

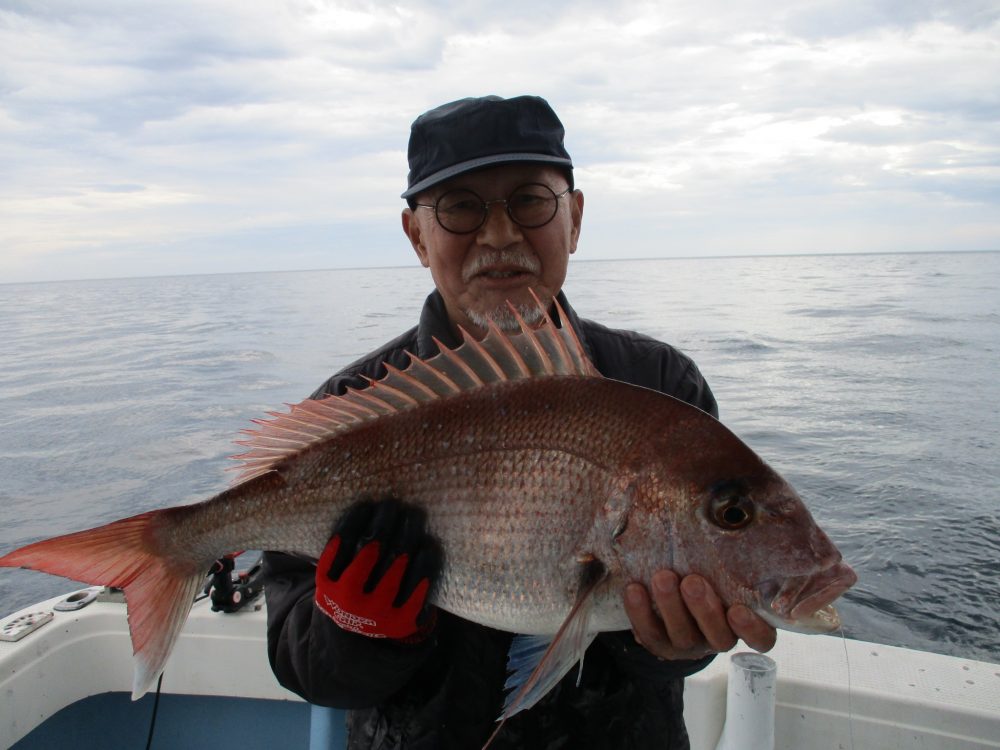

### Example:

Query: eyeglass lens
xmin=434 ymin=183 xmax=561 ymax=234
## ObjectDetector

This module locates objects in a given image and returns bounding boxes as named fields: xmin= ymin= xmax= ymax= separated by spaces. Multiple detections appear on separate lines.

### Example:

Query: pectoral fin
xmin=483 ymin=556 xmax=608 ymax=749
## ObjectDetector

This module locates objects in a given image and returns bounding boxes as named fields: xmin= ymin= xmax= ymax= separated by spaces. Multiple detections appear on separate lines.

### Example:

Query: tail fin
xmin=0 ymin=510 xmax=205 ymax=699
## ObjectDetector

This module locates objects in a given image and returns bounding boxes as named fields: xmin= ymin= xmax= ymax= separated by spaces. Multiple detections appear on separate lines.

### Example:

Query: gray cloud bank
xmin=1 ymin=0 xmax=998 ymax=282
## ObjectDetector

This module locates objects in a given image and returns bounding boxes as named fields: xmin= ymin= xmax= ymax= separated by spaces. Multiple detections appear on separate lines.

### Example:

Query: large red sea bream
xmin=0 ymin=298 xmax=856 ymax=729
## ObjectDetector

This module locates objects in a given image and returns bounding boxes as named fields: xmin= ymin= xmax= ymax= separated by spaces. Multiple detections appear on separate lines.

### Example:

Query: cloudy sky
xmin=2 ymin=0 xmax=998 ymax=283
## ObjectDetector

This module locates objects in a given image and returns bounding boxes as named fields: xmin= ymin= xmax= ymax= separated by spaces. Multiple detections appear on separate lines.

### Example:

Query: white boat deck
xmin=2 ymin=589 xmax=998 ymax=749
xmin=686 ymin=631 xmax=1000 ymax=749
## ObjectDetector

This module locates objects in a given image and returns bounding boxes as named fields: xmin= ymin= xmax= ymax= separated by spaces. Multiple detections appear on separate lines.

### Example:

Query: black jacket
xmin=263 ymin=291 xmax=719 ymax=750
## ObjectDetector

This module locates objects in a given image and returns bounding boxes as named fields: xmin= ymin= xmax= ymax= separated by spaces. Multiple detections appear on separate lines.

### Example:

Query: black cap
xmin=401 ymin=95 xmax=574 ymax=200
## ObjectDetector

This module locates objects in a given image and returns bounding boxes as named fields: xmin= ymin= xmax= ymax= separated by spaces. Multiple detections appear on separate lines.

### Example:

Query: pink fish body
xmin=0 ymin=299 xmax=856 ymax=729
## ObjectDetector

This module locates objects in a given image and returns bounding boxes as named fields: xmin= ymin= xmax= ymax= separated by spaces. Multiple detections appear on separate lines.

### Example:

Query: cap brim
xmin=401 ymin=153 xmax=573 ymax=199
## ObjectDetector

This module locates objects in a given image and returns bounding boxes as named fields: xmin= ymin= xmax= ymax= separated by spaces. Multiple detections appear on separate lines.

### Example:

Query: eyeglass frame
xmin=413 ymin=183 xmax=573 ymax=235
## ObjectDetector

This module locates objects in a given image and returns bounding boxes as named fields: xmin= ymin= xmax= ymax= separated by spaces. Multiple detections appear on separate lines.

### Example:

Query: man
xmin=263 ymin=95 xmax=776 ymax=749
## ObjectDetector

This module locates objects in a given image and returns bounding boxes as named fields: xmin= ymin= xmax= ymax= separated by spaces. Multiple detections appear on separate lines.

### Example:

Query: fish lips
xmin=756 ymin=561 xmax=858 ymax=632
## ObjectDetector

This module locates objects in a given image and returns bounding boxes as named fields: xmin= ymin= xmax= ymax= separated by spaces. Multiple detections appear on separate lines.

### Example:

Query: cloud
xmin=1 ymin=0 xmax=998 ymax=282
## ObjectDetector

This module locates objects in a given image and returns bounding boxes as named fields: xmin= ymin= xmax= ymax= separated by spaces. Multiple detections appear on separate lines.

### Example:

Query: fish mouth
xmin=754 ymin=561 xmax=858 ymax=633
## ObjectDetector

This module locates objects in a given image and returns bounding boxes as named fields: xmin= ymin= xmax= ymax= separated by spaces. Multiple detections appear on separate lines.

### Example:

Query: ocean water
xmin=1 ymin=252 xmax=998 ymax=664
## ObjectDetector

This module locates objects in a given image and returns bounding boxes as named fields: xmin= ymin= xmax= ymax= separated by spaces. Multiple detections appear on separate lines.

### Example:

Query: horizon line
xmin=3 ymin=248 xmax=998 ymax=287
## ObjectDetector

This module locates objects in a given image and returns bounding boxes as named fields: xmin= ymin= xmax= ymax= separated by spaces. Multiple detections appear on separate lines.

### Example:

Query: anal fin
xmin=483 ymin=556 xmax=608 ymax=749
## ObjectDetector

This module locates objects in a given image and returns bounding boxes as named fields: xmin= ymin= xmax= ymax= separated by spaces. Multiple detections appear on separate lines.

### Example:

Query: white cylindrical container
xmin=714 ymin=652 xmax=778 ymax=750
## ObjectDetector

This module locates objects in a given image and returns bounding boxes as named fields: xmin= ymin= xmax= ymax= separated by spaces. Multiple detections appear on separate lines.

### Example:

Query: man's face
xmin=402 ymin=164 xmax=584 ymax=336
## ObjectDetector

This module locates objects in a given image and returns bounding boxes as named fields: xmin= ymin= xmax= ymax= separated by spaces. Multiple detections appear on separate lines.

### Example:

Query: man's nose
xmin=476 ymin=202 xmax=523 ymax=246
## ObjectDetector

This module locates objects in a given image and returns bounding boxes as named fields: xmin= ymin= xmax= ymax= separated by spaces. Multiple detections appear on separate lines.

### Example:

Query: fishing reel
xmin=205 ymin=551 xmax=264 ymax=613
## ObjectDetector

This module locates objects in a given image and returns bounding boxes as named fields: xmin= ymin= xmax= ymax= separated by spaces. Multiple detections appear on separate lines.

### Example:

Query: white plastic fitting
xmin=714 ymin=652 xmax=778 ymax=750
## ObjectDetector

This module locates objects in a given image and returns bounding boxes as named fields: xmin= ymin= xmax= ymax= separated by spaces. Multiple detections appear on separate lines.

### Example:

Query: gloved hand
xmin=315 ymin=498 xmax=442 ymax=641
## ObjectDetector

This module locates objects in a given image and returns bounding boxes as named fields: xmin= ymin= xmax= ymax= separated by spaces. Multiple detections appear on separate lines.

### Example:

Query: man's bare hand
xmin=624 ymin=570 xmax=777 ymax=661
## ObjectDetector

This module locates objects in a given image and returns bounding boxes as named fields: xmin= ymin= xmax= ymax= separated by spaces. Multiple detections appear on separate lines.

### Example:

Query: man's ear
xmin=402 ymin=208 xmax=430 ymax=268
xmin=569 ymin=190 xmax=584 ymax=254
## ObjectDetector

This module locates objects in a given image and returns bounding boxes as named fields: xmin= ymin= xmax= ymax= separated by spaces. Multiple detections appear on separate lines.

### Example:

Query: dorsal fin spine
xmin=530 ymin=289 xmax=577 ymax=376
xmin=233 ymin=447 xmax=286 ymax=458
xmin=507 ymin=302 xmax=555 ymax=375
xmin=345 ymin=388 xmax=397 ymax=415
xmin=287 ymin=406 xmax=336 ymax=425
xmin=368 ymin=379 xmax=420 ymax=407
xmin=488 ymin=320 xmax=531 ymax=378
xmin=310 ymin=395 xmax=370 ymax=418
xmin=239 ymin=432 xmax=302 ymax=446
xmin=406 ymin=352 xmax=462 ymax=395
xmin=265 ymin=414 xmax=327 ymax=435
xmin=310 ymin=396 xmax=365 ymax=424
xmin=384 ymin=362 xmax=439 ymax=399
xmin=461 ymin=328 xmax=508 ymax=381
xmin=549 ymin=293 xmax=599 ymax=377
xmin=258 ymin=415 xmax=326 ymax=436
xmin=434 ymin=337 xmax=486 ymax=386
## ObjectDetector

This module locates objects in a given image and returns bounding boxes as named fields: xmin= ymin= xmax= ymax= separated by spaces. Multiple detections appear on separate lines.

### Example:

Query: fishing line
xmin=142 ymin=581 xmax=211 ymax=747
xmin=144 ymin=672 xmax=164 ymax=750
xmin=838 ymin=625 xmax=856 ymax=750
xmin=143 ymin=590 xmax=207 ymax=749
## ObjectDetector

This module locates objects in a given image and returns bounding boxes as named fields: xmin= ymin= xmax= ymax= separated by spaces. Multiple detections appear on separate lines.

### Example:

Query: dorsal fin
xmin=230 ymin=296 xmax=599 ymax=484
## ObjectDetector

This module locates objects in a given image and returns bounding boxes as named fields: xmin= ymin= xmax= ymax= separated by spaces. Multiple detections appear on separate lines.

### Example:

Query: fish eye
xmin=708 ymin=483 xmax=755 ymax=530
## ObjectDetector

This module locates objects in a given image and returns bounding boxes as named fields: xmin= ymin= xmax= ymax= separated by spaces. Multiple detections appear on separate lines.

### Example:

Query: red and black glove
xmin=315 ymin=498 xmax=442 ymax=641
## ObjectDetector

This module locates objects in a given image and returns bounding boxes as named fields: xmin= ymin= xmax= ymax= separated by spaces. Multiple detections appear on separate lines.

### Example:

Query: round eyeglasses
xmin=415 ymin=183 xmax=571 ymax=234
